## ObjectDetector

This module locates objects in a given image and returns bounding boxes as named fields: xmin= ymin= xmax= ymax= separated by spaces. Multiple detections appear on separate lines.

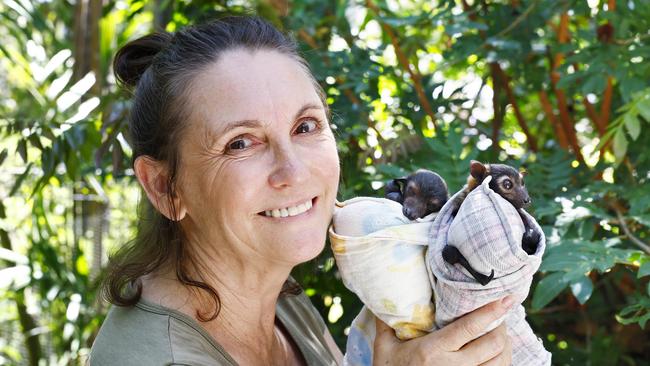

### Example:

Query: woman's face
xmin=175 ymin=49 xmax=340 ymax=268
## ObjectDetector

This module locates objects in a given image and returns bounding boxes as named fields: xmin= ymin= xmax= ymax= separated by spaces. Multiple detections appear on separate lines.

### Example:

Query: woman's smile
xmin=259 ymin=197 xmax=318 ymax=218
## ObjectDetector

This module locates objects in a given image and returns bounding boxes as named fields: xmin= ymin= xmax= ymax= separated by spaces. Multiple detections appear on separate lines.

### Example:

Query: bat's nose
xmin=403 ymin=207 xmax=416 ymax=220
xmin=403 ymin=206 xmax=411 ymax=218
xmin=524 ymin=196 xmax=532 ymax=205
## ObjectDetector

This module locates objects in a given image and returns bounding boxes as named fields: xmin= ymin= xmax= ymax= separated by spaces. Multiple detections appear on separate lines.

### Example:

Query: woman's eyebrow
xmin=214 ymin=102 xmax=323 ymax=136
xmin=292 ymin=103 xmax=323 ymax=121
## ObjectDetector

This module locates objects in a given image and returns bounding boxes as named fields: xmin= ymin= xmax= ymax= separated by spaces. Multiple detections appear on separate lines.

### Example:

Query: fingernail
xmin=501 ymin=295 xmax=515 ymax=309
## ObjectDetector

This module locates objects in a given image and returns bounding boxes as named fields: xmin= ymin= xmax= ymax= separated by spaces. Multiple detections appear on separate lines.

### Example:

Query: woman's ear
xmin=134 ymin=156 xmax=187 ymax=221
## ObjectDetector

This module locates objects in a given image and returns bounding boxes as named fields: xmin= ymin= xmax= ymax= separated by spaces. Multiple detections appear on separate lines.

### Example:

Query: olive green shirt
xmin=89 ymin=292 xmax=340 ymax=365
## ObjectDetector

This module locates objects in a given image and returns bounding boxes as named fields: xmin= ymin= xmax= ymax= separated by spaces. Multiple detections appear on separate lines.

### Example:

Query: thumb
xmin=436 ymin=295 xmax=514 ymax=351
xmin=373 ymin=316 xmax=400 ymax=365
xmin=374 ymin=316 xmax=399 ymax=347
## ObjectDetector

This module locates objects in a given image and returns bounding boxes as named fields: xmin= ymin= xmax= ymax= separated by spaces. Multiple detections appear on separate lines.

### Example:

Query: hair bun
xmin=113 ymin=32 xmax=172 ymax=89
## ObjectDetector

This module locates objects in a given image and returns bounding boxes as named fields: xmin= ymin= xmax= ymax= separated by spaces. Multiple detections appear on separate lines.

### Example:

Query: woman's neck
xmin=139 ymin=250 xmax=296 ymax=364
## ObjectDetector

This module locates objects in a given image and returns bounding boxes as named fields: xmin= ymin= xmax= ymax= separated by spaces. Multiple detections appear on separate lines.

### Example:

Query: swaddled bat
xmin=443 ymin=160 xmax=542 ymax=285
xmin=384 ymin=169 xmax=449 ymax=220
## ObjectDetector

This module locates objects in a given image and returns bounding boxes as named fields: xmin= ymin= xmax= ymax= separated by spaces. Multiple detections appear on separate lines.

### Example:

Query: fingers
xmin=374 ymin=317 xmax=453 ymax=366
xmin=435 ymin=296 xmax=515 ymax=351
xmin=458 ymin=324 xmax=508 ymax=365
xmin=479 ymin=327 xmax=513 ymax=366
xmin=373 ymin=317 xmax=415 ymax=366
xmin=373 ymin=316 xmax=399 ymax=354
xmin=374 ymin=317 xmax=397 ymax=342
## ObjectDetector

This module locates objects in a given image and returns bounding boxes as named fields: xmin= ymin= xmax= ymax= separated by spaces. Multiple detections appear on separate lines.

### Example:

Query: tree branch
xmin=494 ymin=0 xmax=539 ymax=38
xmin=582 ymin=97 xmax=605 ymax=135
xmin=365 ymin=0 xmax=438 ymax=132
xmin=611 ymin=205 xmax=650 ymax=254
xmin=539 ymin=90 xmax=568 ymax=148
xmin=549 ymin=12 xmax=585 ymax=162
xmin=494 ymin=64 xmax=539 ymax=151
xmin=490 ymin=63 xmax=504 ymax=155
xmin=600 ymin=73 xmax=614 ymax=131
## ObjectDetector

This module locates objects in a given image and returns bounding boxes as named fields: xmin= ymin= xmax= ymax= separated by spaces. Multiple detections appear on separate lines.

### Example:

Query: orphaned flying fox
xmin=443 ymin=160 xmax=542 ymax=286
xmin=385 ymin=169 xmax=449 ymax=221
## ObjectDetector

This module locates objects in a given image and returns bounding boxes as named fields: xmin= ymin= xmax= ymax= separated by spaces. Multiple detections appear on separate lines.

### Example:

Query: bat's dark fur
xmin=385 ymin=169 xmax=449 ymax=221
xmin=442 ymin=245 xmax=495 ymax=285
xmin=443 ymin=160 xmax=542 ymax=286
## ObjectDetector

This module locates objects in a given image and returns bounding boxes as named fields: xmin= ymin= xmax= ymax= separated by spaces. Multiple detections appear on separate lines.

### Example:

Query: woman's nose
xmin=268 ymin=145 xmax=309 ymax=188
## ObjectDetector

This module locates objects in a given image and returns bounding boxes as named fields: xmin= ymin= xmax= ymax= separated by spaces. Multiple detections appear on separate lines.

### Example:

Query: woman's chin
xmin=273 ymin=235 xmax=327 ymax=265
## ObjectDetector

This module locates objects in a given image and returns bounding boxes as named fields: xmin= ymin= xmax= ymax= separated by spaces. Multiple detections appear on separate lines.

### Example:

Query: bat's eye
xmin=428 ymin=199 xmax=439 ymax=209
xmin=503 ymin=179 xmax=513 ymax=190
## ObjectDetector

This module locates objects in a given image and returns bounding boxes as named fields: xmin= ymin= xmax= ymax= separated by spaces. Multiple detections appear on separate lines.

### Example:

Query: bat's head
xmin=469 ymin=160 xmax=531 ymax=209
xmin=401 ymin=169 xmax=449 ymax=220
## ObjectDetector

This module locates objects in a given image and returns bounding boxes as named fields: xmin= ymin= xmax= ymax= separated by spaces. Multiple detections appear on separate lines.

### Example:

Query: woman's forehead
xmin=188 ymin=49 xmax=321 ymax=125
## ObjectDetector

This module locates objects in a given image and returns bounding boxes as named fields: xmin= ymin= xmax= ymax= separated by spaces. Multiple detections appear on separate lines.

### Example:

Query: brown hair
xmin=104 ymin=16 xmax=320 ymax=321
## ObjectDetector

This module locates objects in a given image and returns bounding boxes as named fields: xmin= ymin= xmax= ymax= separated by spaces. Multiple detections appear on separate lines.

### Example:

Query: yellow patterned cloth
xmin=329 ymin=197 xmax=436 ymax=341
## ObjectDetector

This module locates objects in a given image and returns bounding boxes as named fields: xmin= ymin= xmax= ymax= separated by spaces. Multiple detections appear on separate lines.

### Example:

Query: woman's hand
xmin=373 ymin=296 xmax=514 ymax=366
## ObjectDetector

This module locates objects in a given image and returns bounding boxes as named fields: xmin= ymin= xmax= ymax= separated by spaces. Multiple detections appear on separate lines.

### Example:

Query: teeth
xmin=264 ymin=199 xmax=313 ymax=218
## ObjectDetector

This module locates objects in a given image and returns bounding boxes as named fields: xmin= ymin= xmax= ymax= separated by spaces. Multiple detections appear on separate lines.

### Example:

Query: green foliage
xmin=1 ymin=0 xmax=649 ymax=364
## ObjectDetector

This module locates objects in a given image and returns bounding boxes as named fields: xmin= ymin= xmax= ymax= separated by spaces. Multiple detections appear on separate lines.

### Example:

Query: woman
xmin=90 ymin=16 xmax=513 ymax=365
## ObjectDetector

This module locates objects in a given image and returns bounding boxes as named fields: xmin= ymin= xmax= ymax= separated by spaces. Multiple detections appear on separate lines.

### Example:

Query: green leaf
xmin=619 ymin=77 xmax=645 ymax=102
xmin=639 ymin=262 xmax=650 ymax=278
xmin=612 ymin=129 xmax=628 ymax=162
xmin=375 ymin=163 xmax=407 ymax=178
xmin=636 ymin=98 xmax=650 ymax=122
xmin=9 ymin=162 xmax=33 ymax=197
xmin=570 ymin=276 xmax=594 ymax=304
xmin=532 ymin=272 xmax=569 ymax=310
xmin=0 ymin=148 xmax=7 ymax=165
xmin=623 ymin=113 xmax=641 ymax=140
xmin=17 ymin=139 xmax=27 ymax=163
xmin=581 ymin=74 xmax=606 ymax=95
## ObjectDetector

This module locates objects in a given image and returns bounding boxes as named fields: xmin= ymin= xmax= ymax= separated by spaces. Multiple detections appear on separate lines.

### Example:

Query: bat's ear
xmin=470 ymin=160 xmax=487 ymax=181
xmin=388 ymin=177 xmax=406 ymax=189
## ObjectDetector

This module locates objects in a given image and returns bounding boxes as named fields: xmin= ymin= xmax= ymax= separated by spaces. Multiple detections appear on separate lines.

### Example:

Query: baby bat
xmin=443 ymin=160 xmax=542 ymax=285
xmin=385 ymin=169 xmax=449 ymax=221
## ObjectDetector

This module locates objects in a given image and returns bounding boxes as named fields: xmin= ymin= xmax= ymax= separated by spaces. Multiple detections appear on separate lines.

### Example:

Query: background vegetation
xmin=1 ymin=0 xmax=648 ymax=364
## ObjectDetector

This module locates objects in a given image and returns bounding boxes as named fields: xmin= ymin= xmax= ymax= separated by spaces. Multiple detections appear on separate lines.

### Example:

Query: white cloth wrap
xmin=426 ymin=176 xmax=551 ymax=365
xmin=329 ymin=197 xmax=436 ymax=342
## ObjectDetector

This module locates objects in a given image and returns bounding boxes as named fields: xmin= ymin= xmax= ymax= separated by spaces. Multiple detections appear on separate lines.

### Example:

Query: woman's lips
xmin=259 ymin=197 xmax=317 ymax=218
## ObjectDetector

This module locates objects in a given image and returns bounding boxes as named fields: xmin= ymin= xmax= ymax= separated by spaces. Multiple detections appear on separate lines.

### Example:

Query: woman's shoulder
xmin=277 ymin=290 xmax=328 ymax=334
xmin=89 ymin=303 xmax=174 ymax=365
xmin=89 ymin=301 xmax=236 ymax=366
xmin=277 ymin=289 xmax=341 ymax=365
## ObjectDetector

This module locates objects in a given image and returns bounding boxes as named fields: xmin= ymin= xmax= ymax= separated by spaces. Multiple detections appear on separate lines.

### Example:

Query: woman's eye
xmin=503 ymin=179 xmax=513 ymax=190
xmin=295 ymin=119 xmax=319 ymax=134
xmin=227 ymin=136 xmax=253 ymax=151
